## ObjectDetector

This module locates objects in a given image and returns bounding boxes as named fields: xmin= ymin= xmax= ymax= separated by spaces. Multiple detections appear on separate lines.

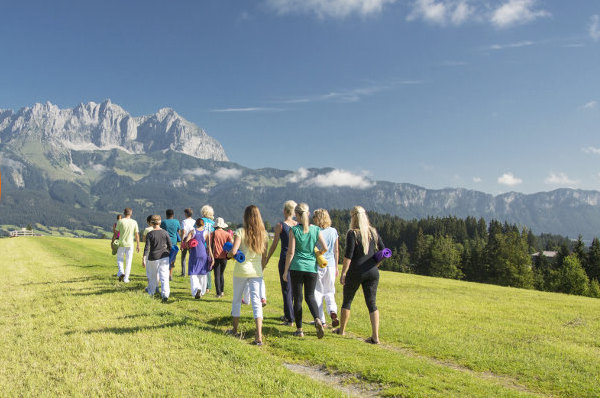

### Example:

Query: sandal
xmin=315 ymin=318 xmax=325 ymax=339
xmin=365 ymin=337 xmax=380 ymax=345
xmin=330 ymin=312 xmax=340 ymax=328
xmin=225 ymin=329 xmax=241 ymax=338
xmin=293 ymin=330 xmax=304 ymax=337
xmin=332 ymin=328 xmax=345 ymax=336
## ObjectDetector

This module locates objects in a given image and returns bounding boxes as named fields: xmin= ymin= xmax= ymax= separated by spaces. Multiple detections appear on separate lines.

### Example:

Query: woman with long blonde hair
xmin=312 ymin=208 xmax=339 ymax=328
xmin=265 ymin=200 xmax=298 ymax=325
xmin=227 ymin=205 xmax=269 ymax=346
xmin=335 ymin=206 xmax=385 ymax=344
xmin=283 ymin=203 xmax=328 ymax=338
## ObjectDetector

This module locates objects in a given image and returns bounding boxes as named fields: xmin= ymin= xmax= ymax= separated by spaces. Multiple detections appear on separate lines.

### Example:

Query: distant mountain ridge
xmin=1 ymin=101 xmax=599 ymax=239
xmin=0 ymin=100 xmax=227 ymax=161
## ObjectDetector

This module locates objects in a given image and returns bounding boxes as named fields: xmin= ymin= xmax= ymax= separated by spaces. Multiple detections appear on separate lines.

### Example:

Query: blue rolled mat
xmin=223 ymin=241 xmax=233 ymax=252
xmin=234 ymin=251 xmax=245 ymax=263
xmin=374 ymin=248 xmax=392 ymax=263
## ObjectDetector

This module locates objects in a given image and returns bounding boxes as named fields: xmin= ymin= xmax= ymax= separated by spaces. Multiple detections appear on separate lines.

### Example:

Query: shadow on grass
xmin=66 ymin=319 xmax=193 ymax=335
xmin=20 ymin=275 xmax=106 ymax=286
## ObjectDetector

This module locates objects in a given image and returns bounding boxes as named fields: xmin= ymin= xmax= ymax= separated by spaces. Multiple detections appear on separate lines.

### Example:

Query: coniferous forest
xmin=327 ymin=210 xmax=600 ymax=299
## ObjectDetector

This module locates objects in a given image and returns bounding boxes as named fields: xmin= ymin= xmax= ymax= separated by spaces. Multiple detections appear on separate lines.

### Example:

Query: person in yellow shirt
xmin=113 ymin=207 xmax=140 ymax=283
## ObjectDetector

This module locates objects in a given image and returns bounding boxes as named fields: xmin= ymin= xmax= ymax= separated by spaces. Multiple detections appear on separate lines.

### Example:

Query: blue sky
xmin=1 ymin=0 xmax=599 ymax=194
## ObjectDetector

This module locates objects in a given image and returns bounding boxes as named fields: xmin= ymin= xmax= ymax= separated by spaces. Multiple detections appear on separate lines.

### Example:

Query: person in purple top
xmin=265 ymin=200 xmax=298 ymax=325
xmin=184 ymin=218 xmax=214 ymax=299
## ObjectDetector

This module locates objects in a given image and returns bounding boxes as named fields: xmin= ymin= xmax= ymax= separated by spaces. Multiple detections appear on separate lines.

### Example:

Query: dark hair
xmin=116 ymin=214 xmax=122 ymax=220
xmin=185 ymin=208 xmax=193 ymax=217
xmin=195 ymin=218 xmax=205 ymax=228
xmin=166 ymin=209 xmax=174 ymax=218
xmin=146 ymin=215 xmax=153 ymax=223
xmin=124 ymin=208 xmax=132 ymax=216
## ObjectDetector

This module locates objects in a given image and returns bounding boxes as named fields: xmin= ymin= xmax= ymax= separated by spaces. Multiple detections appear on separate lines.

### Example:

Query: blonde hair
xmin=350 ymin=206 xmax=377 ymax=255
xmin=243 ymin=205 xmax=267 ymax=254
xmin=201 ymin=205 xmax=214 ymax=219
xmin=295 ymin=203 xmax=310 ymax=233
xmin=283 ymin=200 xmax=297 ymax=218
xmin=312 ymin=208 xmax=331 ymax=229
xmin=150 ymin=215 xmax=161 ymax=226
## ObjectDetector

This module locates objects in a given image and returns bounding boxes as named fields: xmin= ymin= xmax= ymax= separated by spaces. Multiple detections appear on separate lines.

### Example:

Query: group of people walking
xmin=111 ymin=201 xmax=386 ymax=346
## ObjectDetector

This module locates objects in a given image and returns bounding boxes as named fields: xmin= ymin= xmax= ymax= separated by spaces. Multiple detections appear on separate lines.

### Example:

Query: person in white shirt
xmin=179 ymin=208 xmax=196 ymax=277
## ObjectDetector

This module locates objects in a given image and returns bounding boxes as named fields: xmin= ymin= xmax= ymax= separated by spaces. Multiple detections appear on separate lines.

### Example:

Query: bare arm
xmin=135 ymin=232 xmax=140 ymax=253
xmin=316 ymin=231 xmax=328 ymax=254
xmin=334 ymin=237 xmax=339 ymax=276
xmin=283 ymin=230 xmax=295 ymax=282
xmin=340 ymin=257 xmax=351 ymax=285
xmin=261 ymin=239 xmax=269 ymax=268
xmin=265 ymin=223 xmax=282 ymax=263
xmin=206 ymin=230 xmax=214 ymax=267
xmin=185 ymin=230 xmax=194 ymax=242
xmin=231 ymin=234 xmax=241 ymax=255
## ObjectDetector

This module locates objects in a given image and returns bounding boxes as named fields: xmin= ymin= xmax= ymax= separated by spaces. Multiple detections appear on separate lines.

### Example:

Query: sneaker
xmin=315 ymin=318 xmax=325 ymax=339
xmin=169 ymin=276 xmax=172 ymax=281
xmin=161 ymin=297 xmax=168 ymax=303
xmin=293 ymin=330 xmax=304 ymax=337
xmin=123 ymin=279 xmax=130 ymax=283
xmin=330 ymin=312 xmax=340 ymax=328
xmin=118 ymin=274 xmax=124 ymax=282
xmin=195 ymin=290 xmax=201 ymax=299
xmin=261 ymin=299 xmax=267 ymax=307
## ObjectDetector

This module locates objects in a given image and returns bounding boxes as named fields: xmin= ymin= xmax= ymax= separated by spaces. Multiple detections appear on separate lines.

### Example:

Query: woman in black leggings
xmin=335 ymin=206 xmax=384 ymax=344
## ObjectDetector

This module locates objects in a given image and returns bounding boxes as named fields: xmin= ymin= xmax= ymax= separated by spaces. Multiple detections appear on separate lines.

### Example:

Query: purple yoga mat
xmin=374 ymin=248 xmax=392 ymax=262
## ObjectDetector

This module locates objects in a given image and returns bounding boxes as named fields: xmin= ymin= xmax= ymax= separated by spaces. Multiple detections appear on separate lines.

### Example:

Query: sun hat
xmin=214 ymin=217 xmax=228 ymax=229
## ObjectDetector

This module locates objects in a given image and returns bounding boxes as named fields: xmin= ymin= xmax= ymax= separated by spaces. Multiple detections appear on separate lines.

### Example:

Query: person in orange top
xmin=211 ymin=217 xmax=233 ymax=298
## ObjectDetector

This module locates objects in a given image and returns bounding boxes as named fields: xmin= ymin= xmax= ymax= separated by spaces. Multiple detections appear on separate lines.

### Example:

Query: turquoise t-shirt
xmin=160 ymin=218 xmax=180 ymax=246
xmin=290 ymin=224 xmax=320 ymax=273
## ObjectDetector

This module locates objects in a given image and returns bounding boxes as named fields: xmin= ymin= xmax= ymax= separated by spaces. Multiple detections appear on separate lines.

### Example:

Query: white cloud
xmin=582 ymin=146 xmax=600 ymax=155
xmin=214 ymin=167 xmax=243 ymax=180
xmin=307 ymin=169 xmax=374 ymax=189
xmin=407 ymin=0 xmax=447 ymax=24
xmin=265 ymin=0 xmax=397 ymax=19
xmin=282 ymin=80 xmax=421 ymax=105
xmin=451 ymin=1 xmax=472 ymax=25
xmin=544 ymin=172 xmax=578 ymax=187
xmin=0 ymin=156 xmax=24 ymax=170
xmin=491 ymin=0 xmax=550 ymax=28
xmin=288 ymin=167 xmax=310 ymax=183
xmin=497 ymin=172 xmax=522 ymax=186
xmin=210 ymin=107 xmax=282 ymax=112
xmin=92 ymin=164 xmax=107 ymax=173
xmin=487 ymin=40 xmax=535 ymax=50
xmin=582 ymin=100 xmax=598 ymax=110
xmin=183 ymin=168 xmax=209 ymax=176
xmin=590 ymin=15 xmax=600 ymax=41
xmin=473 ymin=177 xmax=482 ymax=183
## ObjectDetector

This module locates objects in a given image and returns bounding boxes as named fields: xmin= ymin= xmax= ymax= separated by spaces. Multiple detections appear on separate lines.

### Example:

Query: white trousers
xmin=117 ymin=247 xmax=134 ymax=282
xmin=242 ymin=278 xmax=266 ymax=304
xmin=190 ymin=274 xmax=207 ymax=297
xmin=315 ymin=266 xmax=338 ymax=323
xmin=146 ymin=257 xmax=170 ymax=298
xmin=232 ymin=277 xmax=263 ymax=319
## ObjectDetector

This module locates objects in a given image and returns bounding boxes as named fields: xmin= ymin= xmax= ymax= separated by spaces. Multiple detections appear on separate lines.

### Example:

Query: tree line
xmin=327 ymin=210 xmax=600 ymax=298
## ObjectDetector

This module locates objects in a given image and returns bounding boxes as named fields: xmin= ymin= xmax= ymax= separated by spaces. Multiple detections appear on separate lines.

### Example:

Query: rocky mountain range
xmin=1 ymin=101 xmax=599 ymax=239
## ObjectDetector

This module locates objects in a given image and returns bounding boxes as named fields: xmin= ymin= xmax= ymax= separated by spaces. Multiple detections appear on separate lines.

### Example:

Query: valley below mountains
xmin=1 ymin=101 xmax=600 ymax=239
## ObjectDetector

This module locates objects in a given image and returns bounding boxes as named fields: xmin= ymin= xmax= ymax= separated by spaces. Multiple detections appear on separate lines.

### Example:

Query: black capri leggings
xmin=290 ymin=270 xmax=320 ymax=329
xmin=342 ymin=267 xmax=379 ymax=313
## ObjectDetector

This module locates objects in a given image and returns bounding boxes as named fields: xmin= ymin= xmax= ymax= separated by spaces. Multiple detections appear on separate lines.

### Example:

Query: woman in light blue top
xmin=313 ymin=209 xmax=339 ymax=328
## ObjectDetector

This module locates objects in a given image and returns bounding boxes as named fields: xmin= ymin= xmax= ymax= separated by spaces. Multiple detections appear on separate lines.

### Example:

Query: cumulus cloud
xmin=0 ymin=156 xmax=24 ymax=170
xmin=265 ymin=0 xmax=397 ymax=19
xmin=288 ymin=167 xmax=310 ymax=183
xmin=407 ymin=0 xmax=472 ymax=26
xmin=307 ymin=169 xmax=374 ymax=189
xmin=214 ymin=167 xmax=243 ymax=180
xmin=544 ymin=172 xmax=578 ymax=187
xmin=582 ymin=100 xmax=597 ymax=110
xmin=590 ymin=15 xmax=600 ymax=41
xmin=183 ymin=168 xmax=210 ymax=176
xmin=497 ymin=172 xmax=522 ymax=186
xmin=582 ymin=146 xmax=600 ymax=155
xmin=491 ymin=0 xmax=550 ymax=28
xmin=473 ymin=177 xmax=482 ymax=183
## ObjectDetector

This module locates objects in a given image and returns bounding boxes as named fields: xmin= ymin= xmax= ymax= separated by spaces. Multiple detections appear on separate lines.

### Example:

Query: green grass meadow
xmin=2 ymin=237 xmax=599 ymax=397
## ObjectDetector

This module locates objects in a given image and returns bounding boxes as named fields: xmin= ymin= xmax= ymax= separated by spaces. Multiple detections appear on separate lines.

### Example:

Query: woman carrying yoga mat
xmin=226 ymin=205 xmax=269 ymax=346
xmin=283 ymin=203 xmax=328 ymax=339
xmin=334 ymin=205 xmax=385 ymax=345
xmin=265 ymin=200 xmax=298 ymax=325
xmin=312 ymin=208 xmax=340 ymax=328
xmin=185 ymin=218 xmax=214 ymax=299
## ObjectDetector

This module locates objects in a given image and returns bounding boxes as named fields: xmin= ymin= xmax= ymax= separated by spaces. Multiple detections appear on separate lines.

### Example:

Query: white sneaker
xmin=123 ymin=279 xmax=130 ymax=283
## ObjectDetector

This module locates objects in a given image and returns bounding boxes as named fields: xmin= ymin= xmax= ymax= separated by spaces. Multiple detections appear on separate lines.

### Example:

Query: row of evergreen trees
xmin=327 ymin=210 xmax=600 ymax=298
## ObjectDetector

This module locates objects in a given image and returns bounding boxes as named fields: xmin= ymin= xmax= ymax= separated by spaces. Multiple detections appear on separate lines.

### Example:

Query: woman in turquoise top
xmin=283 ymin=203 xmax=328 ymax=338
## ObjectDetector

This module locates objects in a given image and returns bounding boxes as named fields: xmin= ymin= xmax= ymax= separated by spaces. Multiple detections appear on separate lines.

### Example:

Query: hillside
xmin=2 ymin=236 xmax=599 ymax=397
xmin=2 ymin=101 xmax=600 ymax=238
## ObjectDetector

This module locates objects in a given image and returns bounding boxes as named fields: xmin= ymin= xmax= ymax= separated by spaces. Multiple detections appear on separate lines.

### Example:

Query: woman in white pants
xmin=227 ymin=205 xmax=269 ymax=346
xmin=185 ymin=218 xmax=213 ymax=299
xmin=313 ymin=209 xmax=340 ymax=328
xmin=142 ymin=215 xmax=172 ymax=302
